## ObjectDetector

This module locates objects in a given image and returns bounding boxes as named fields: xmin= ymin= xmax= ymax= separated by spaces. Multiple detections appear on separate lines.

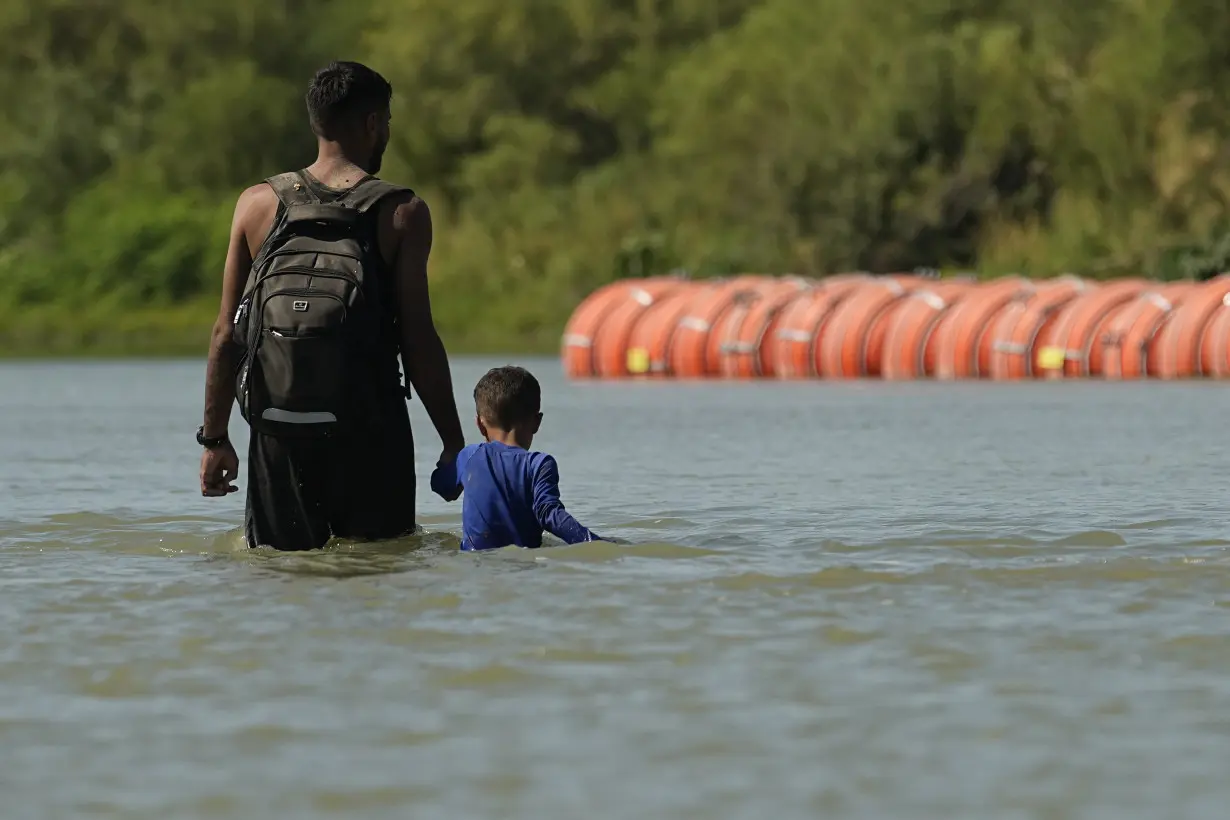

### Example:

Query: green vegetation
xmin=3 ymin=0 xmax=1230 ymax=356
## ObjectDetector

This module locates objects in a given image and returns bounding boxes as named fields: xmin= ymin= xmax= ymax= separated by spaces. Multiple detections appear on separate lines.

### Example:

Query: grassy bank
xmin=6 ymin=0 xmax=1230 ymax=349
xmin=0 ymin=301 xmax=563 ymax=359
xmin=0 ymin=302 xmax=219 ymax=359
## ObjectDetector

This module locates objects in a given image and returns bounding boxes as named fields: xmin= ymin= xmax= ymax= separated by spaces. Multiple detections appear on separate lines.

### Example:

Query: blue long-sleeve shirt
xmin=429 ymin=441 xmax=601 ymax=551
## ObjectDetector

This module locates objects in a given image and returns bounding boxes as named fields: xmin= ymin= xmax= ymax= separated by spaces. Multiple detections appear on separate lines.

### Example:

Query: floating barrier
xmin=561 ymin=273 xmax=1230 ymax=380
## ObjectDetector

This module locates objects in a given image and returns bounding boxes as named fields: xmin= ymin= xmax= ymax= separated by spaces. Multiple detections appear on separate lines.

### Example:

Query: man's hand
xmin=200 ymin=442 xmax=240 ymax=497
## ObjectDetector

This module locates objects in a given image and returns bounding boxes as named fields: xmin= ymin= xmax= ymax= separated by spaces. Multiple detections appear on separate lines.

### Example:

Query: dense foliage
xmin=3 ymin=0 xmax=1230 ymax=354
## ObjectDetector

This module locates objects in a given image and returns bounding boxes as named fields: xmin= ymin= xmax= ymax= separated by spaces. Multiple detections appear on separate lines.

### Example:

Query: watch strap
xmin=196 ymin=426 xmax=228 ymax=448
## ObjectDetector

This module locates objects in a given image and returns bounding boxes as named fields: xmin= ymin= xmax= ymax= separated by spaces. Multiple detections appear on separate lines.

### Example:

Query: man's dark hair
xmin=474 ymin=366 xmax=541 ymax=429
xmin=305 ymin=61 xmax=393 ymax=138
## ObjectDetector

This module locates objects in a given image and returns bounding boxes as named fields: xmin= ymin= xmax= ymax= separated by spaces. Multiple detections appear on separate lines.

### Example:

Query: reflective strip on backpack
xmin=261 ymin=409 xmax=338 ymax=424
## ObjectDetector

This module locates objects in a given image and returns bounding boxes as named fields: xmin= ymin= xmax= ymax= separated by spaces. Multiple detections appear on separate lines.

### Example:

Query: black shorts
xmin=243 ymin=401 xmax=417 ymax=551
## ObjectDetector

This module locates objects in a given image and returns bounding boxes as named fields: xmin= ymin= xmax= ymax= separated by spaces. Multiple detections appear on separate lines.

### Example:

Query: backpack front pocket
xmin=245 ymin=290 xmax=350 ymax=434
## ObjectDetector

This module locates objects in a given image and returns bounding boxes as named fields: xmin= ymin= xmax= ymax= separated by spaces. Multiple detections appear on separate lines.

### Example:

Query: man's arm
xmin=391 ymin=196 xmax=466 ymax=455
xmin=202 ymin=186 xmax=261 ymax=438
xmin=531 ymin=455 xmax=601 ymax=544
xmin=199 ymin=185 xmax=265 ymax=496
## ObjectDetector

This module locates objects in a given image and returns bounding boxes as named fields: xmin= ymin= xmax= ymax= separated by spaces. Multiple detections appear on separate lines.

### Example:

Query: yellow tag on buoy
xmin=1037 ymin=346 xmax=1065 ymax=371
xmin=627 ymin=347 xmax=650 ymax=374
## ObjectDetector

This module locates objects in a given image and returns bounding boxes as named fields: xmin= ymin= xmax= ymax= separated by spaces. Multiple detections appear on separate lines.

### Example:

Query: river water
xmin=1 ymin=358 xmax=1229 ymax=819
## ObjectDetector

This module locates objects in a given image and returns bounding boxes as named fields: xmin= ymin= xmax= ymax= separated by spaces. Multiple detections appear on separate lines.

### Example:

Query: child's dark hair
xmin=474 ymin=366 xmax=541 ymax=429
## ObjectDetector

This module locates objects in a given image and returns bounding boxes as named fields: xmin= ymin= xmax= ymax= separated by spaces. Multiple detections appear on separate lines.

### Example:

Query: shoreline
xmin=0 ymin=303 xmax=561 ymax=359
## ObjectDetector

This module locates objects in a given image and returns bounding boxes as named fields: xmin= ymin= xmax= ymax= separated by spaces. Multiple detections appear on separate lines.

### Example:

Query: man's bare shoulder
xmin=235 ymin=182 xmax=279 ymax=222
xmin=375 ymin=191 xmax=431 ymax=267
xmin=231 ymin=183 xmax=280 ymax=255
xmin=390 ymin=193 xmax=430 ymax=236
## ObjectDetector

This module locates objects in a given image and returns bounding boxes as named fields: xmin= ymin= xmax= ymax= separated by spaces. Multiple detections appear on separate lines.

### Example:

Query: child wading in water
xmin=430 ymin=366 xmax=602 ymax=550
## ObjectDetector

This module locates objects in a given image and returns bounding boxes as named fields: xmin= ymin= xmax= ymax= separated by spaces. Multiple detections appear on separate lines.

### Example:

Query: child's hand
xmin=430 ymin=463 xmax=462 ymax=502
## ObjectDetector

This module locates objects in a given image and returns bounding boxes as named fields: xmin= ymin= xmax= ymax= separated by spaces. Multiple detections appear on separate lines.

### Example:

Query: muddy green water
xmin=2 ymin=358 xmax=1229 ymax=819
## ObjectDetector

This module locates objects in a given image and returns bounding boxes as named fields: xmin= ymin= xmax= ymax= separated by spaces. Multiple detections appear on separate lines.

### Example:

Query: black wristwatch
xmin=196 ymin=425 xmax=228 ymax=449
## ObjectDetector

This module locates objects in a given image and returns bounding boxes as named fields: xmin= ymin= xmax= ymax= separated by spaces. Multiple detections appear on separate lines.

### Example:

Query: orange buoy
xmin=1100 ymin=283 xmax=1192 ymax=380
xmin=987 ymin=276 xmax=1087 ymax=380
xmin=1200 ymin=297 xmax=1230 ymax=378
xmin=881 ymin=281 xmax=971 ymax=380
xmin=865 ymin=285 xmax=921 ymax=378
xmin=771 ymin=279 xmax=865 ymax=378
xmin=1151 ymin=275 xmax=1230 ymax=379
xmin=1143 ymin=282 xmax=1197 ymax=377
xmin=591 ymin=279 xmax=687 ymax=378
xmin=817 ymin=278 xmax=914 ymax=378
xmin=668 ymin=278 xmax=767 ymax=378
xmin=623 ymin=283 xmax=711 ymax=378
xmin=1035 ymin=279 xmax=1147 ymax=378
xmin=700 ymin=277 xmax=782 ymax=375
xmin=933 ymin=277 xmax=1032 ymax=379
xmin=561 ymin=280 xmax=653 ymax=378
xmin=715 ymin=277 xmax=814 ymax=378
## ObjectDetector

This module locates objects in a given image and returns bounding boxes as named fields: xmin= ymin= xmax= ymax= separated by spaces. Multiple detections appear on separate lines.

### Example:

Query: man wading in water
xmin=197 ymin=61 xmax=466 ymax=550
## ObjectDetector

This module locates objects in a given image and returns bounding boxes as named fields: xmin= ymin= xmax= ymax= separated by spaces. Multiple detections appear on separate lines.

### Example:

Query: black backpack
xmin=234 ymin=170 xmax=410 ymax=438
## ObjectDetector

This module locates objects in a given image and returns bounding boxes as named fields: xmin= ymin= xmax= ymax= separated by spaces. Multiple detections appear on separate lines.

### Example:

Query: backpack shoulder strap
xmin=264 ymin=171 xmax=318 ymax=206
xmin=340 ymin=178 xmax=415 ymax=214
xmin=248 ymin=173 xmax=318 ymax=276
